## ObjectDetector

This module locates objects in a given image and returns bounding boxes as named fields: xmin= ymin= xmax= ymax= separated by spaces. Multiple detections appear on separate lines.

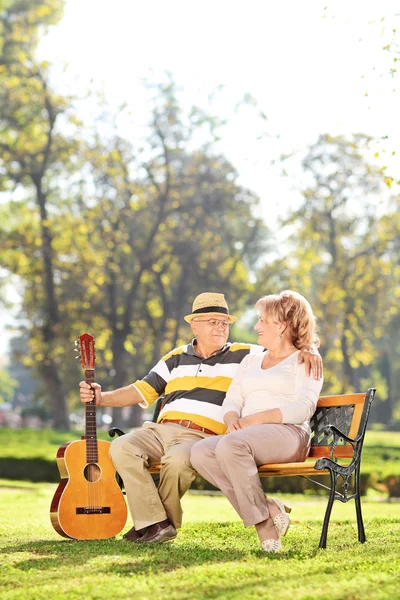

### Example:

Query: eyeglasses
xmin=193 ymin=319 xmax=230 ymax=328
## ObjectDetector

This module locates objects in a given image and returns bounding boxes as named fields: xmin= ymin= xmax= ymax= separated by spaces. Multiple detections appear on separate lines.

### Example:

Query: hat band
xmin=192 ymin=306 xmax=229 ymax=315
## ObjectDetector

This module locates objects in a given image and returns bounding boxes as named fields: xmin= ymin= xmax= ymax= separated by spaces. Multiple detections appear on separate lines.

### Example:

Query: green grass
xmin=1 ymin=428 xmax=399 ymax=487
xmin=1 ymin=427 xmax=399 ymax=464
xmin=0 ymin=428 xmax=111 ymax=461
xmin=0 ymin=480 xmax=399 ymax=600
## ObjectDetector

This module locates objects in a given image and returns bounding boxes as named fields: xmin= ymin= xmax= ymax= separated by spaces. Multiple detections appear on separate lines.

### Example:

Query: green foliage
xmin=1 ymin=4 xmax=399 ymax=437
xmin=0 ymin=0 xmax=73 ymax=429
xmin=0 ymin=366 xmax=16 ymax=403
xmin=258 ymin=134 xmax=400 ymax=423
xmin=1 ymin=21 xmax=268 ymax=428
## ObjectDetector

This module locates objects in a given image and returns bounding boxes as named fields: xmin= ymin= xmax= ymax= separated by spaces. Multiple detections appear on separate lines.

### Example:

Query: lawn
xmin=1 ymin=428 xmax=399 ymax=491
xmin=1 ymin=429 xmax=400 ymax=467
xmin=0 ymin=480 xmax=399 ymax=600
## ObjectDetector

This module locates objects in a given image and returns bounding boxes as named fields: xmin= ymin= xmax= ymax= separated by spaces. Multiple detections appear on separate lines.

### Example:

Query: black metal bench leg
xmin=354 ymin=463 xmax=366 ymax=543
xmin=319 ymin=470 xmax=336 ymax=549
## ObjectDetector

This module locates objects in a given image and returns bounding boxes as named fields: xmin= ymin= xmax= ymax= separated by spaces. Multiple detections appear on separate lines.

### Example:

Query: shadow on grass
xmin=3 ymin=522 xmax=323 ymax=575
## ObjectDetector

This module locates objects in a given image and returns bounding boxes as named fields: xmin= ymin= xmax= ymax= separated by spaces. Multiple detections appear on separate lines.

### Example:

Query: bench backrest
xmin=309 ymin=392 xmax=369 ymax=458
xmin=152 ymin=389 xmax=375 ymax=460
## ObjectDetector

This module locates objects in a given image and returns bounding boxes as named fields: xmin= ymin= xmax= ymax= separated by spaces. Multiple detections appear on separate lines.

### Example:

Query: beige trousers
xmin=190 ymin=424 xmax=310 ymax=527
xmin=109 ymin=422 xmax=210 ymax=529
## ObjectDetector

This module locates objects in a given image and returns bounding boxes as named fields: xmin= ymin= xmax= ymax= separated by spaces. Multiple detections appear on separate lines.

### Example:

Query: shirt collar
xmin=187 ymin=338 xmax=230 ymax=358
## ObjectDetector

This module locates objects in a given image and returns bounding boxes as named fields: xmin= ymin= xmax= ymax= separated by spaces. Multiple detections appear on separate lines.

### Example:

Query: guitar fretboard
xmin=84 ymin=369 xmax=98 ymax=463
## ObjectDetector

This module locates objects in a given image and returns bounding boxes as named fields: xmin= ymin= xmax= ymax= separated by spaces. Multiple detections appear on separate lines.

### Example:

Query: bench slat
xmin=316 ymin=393 xmax=365 ymax=407
xmin=348 ymin=401 xmax=364 ymax=439
xmin=309 ymin=445 xmax=353 ymax=458
xmin=257 ymin=461 xmax=328 ymax=476
xmin=148 ymin=461 xmax=330 ymax=477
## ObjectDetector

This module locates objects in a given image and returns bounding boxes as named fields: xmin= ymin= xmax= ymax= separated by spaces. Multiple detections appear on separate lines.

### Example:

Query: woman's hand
xmin=79 ymin=381 xmax=102 ymax=405
xmin=227 ymin=418 xmax=242 ymax=433
xmin=299 ymin=348 xmax=323 ymax=380
xmin=224 ymin=410 xmax=242 ymax=433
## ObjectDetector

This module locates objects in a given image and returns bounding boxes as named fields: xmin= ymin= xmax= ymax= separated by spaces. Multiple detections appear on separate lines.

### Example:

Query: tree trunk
xmin=33 ymin=177 xmax=69 ymax=430
xmin=110 ymin=335 xmax=144 ymax=429
xmin=340 ymin=319 xmax=356 ymax=393
xmin=39 ymin=356 xmax=70 ymax=430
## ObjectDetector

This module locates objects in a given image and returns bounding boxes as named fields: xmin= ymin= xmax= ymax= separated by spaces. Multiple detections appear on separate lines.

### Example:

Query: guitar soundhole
xmin=84 ymin=463 xmax=101 ymax=482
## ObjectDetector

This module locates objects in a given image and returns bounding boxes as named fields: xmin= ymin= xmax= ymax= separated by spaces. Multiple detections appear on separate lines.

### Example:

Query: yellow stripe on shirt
xmin=132 ymin=380 xmax=159 ymax=405
xmin=165 ymin=375 xmax=232 ymax=395
xmin=229 ymin=343 xmax=251 ymax=352
xmin=161 ymin=346 xmax=185 ymax=362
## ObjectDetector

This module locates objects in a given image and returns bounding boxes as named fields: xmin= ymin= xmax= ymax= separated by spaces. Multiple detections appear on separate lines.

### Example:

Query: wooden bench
xmin=109 ymin=387 xmax=376 ymax=549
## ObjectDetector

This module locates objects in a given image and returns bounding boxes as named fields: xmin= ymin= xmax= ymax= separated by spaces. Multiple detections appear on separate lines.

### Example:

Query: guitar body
xmin=50 ymin=439 xmax=127 ymax=540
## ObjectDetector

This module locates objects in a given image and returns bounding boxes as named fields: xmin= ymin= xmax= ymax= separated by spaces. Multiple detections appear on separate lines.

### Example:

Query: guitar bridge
xmin=76 ymin=507 xmax=111 ymax=514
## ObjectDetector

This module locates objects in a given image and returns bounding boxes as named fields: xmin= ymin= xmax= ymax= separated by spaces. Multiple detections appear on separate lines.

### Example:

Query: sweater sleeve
xmin=279 ymin=364 xmax=323 ymax=425
xmin=221 ymin=354 xmax=253 ymax=418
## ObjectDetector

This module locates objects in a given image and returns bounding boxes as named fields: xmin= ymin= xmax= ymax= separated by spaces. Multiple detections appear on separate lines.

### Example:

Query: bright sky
xmin=36 ymin=0 xmax=400 ymax=207
xmin=1 ymin=0 xmax=399 ymax=356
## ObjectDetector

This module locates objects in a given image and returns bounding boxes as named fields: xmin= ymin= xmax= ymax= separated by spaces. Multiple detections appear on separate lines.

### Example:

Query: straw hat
xmin=184 ymin=292 xmax=238 ymax=324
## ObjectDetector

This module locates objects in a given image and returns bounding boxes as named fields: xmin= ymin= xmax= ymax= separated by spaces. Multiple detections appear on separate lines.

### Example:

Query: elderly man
xmin=80 ymin=292 xmax=322 ymax=544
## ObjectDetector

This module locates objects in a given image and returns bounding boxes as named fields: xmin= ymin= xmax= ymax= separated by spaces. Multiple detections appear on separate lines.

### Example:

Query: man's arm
xmin=299 ymin=347 xmax=323 ymax=380
xmin=79 ymin=381 xmax=143 ymax=407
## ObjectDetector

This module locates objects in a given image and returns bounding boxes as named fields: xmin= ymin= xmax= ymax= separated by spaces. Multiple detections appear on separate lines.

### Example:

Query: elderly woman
xmin=190 ymin=290 xmax=323 ymax=553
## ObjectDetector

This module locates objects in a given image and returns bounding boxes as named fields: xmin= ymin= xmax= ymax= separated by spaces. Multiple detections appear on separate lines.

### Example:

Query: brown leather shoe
xmin=139 ymin=521 xmax=177 ymax=544
xmin=123 ymin=526 xmax=148 ymax=542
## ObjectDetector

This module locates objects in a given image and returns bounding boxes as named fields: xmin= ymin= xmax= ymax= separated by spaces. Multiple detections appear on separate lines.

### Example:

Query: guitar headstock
xmin=77 ymin=333 xmax=96 ymax=370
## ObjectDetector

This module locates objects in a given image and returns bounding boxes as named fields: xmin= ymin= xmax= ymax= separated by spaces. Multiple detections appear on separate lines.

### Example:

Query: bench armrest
xmin=324 ymin=424 xmax=360 ymax=463
xmin=324 ymin=424 xmax=359 ymax=446
xmin=109 ymin=427 xmax=126 ymax=438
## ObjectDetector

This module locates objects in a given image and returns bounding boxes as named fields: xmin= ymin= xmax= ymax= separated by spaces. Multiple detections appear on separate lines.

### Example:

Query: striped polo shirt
xmin=132 ymin=340 xmax=263 ymax=434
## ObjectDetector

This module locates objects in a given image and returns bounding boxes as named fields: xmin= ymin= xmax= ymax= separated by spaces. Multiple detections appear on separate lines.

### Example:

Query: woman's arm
xmin=238 ymin=363 xmax=323 ymax=428
xmin=279 ymin=365 xmax=323 ymax=424
xmin=221 ymin=354 xmax=253 ymax=420
xmin=239 ymin=408 xmax=283 ymax=428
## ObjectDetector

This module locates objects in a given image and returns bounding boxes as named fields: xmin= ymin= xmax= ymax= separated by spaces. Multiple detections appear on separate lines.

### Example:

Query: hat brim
xmin=184 ymin=312 xmax=237 ymax=324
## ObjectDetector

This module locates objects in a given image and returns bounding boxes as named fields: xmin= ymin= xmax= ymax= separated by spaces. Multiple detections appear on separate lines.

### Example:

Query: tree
xmin=60 ymin=82 xmax=268 ymax=428
xmin=257 ymin=134 xmax=400 ymax=422
xmin=0 ymin=0 xmax=77 ymax=429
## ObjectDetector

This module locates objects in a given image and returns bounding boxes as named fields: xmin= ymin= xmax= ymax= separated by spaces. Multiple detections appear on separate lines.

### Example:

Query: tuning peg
xmin=74 ymin=340 xmax=79 ymax=346
xmin=75 ymin=355 xmax=81 ymax=360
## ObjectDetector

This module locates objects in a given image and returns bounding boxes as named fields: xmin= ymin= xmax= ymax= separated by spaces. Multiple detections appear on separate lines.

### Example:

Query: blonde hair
xmin=255 ymin=290 xmax=320 ymax=350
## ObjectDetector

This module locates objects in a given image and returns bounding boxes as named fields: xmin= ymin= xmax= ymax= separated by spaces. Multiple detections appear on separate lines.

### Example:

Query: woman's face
xmin=254 ymin=314 xmax=282 ymax=349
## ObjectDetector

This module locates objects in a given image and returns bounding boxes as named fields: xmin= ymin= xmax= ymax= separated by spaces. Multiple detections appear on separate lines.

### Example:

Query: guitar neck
xmin=84 ymin=369 xmax=98 ymax=463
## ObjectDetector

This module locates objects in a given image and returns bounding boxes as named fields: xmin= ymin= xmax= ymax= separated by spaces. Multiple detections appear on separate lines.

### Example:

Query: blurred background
xmin=0 ymin=0 xmax=400 ymax=439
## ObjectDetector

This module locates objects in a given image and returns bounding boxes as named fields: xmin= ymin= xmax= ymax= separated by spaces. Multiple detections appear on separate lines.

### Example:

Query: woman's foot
xmin=268 ymin=497 xmax=291 ymax=536
xmin=261 ymin=538 xmax=282 ymax=553
xmin=256 ymin=517 xmax=282 ymax=553
xmin=255 ymin=515 xmax=279 ymax=542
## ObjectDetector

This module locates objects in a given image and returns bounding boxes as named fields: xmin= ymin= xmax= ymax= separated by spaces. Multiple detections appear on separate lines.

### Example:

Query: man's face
xmin=190 ymin=317 xmax=230 ymax=350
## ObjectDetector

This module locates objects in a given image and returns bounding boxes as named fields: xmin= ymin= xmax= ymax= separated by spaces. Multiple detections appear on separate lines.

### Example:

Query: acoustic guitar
xmin=50 ymin=333 xmax=127 ymax=539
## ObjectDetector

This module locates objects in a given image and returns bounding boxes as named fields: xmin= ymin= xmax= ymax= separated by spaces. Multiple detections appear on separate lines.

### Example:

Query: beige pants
xmin=109 ymin=422 xmax=210 ymax=529
xmin=190 ymin=424 xmax=310 ymax=527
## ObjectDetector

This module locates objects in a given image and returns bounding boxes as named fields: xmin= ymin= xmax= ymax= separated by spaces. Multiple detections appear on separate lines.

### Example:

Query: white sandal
xmin=270 ymin=497 xmax=291 ymax=537
xmin=261 ymin=538 xmax=282 ymax=553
